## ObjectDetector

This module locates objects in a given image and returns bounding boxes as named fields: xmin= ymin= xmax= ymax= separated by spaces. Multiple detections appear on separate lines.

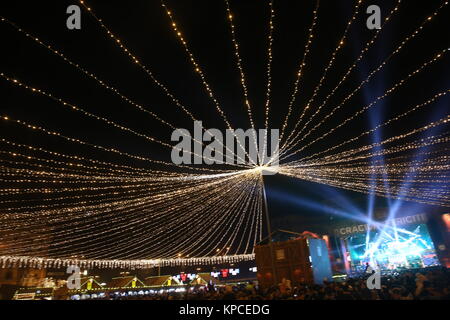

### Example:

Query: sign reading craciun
xmin=334 ymin=213 xmax=427 ymax=236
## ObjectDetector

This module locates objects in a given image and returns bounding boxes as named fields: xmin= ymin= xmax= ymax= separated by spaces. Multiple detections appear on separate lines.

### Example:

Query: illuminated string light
xmin=160 ymin=0 xmax=253 ymax=165
xmin=160 ymin=1 xmax=232 ymax=127
xmin=281 ymin=50 xmax=449 ymax=161
xmin=280 ymin=0 xmax=364 ymax=144
xmin=261 ymin=0 xmax=276 ymax=162
xmin=0 ymin=254 xmax=256 ymax=269
xmin=281 ymin=0 xmax=448 ymax=153
xmin=282 ymin=0 xmax=402 ymax=146
xmin=279 ymin=0 xmax=320 ymax=141
xmin=224 ymin=0 xmax=257 ymax=134
xmin=289 ymin=115 xmax=446 ymax=167
xmin=78 ymin=0 xmax=197 ymax=121
xmin=0 ymin=1 xmax=448 ymax=268
xmin=263 ymin=0 xmax=275 ymax=130
xmin=0 ymin=80 xmax=245 ymax=171
xmin=4 ymin=16 xmax=250 ymax=166
xmin=290 ymin=91 xmax=450 ymax=164
xmin=1 ymin=171 xmax=262 ymax=258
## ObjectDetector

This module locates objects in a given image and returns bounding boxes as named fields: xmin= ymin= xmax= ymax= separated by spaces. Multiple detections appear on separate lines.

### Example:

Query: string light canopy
xmin=0 ymin=0 xmax=448 ymax=268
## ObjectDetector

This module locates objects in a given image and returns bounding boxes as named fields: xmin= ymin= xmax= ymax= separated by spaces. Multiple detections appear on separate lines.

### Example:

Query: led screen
xmin=346 ymin=223 xmax=440 ymax=272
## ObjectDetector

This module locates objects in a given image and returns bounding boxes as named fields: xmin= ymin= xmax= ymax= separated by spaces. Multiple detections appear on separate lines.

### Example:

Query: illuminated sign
xmin=211 ymin=269 xmax=239 ymax=277
xmin=229 ymin=268 xmax=239 ymax=276
xmin=335 ymin=213 xmax=427 ymax=236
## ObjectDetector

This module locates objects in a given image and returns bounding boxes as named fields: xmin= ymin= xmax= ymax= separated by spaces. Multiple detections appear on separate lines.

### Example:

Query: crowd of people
xmin=101 ymin=267 xmax=450 ymax=300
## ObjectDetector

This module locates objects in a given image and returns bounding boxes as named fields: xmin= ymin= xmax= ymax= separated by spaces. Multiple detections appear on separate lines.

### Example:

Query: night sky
xmin=1 ymin=1 xmax=449 ymax=244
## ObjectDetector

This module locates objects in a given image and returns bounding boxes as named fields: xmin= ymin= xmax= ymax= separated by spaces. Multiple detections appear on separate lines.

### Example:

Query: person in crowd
xmin=86 ymin=266 xmax=449 ymax=300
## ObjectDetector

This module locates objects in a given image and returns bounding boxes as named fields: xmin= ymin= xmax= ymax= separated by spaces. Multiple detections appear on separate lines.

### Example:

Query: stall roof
xmin=108 ymin=276 xmax=145 ymax=288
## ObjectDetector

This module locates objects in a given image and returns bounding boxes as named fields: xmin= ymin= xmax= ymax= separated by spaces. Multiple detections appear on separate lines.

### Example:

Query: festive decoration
xmin=0 ymin=254 xmax=256 ymax=269
xmin=0 ymin=0 xmax=448 ymax=268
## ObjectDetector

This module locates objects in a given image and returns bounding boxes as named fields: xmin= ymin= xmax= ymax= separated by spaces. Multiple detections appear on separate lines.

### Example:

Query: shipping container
xmin=255 ymin=238 xmax=332 ymax=288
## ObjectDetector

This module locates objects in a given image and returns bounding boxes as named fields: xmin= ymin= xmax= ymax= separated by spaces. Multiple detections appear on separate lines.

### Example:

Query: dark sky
xmin=0 ymin=1 xmax=449 ymax=245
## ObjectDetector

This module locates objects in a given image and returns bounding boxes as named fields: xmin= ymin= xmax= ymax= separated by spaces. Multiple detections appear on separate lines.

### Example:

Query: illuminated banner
xmin=334 ymin=213 xmax=427 ymax=236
